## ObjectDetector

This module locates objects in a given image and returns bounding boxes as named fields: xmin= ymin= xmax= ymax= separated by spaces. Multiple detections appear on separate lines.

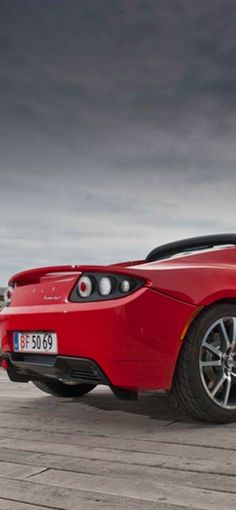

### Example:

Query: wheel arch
xmin=171 ymin=299 xmax=236 ymax=422
xmin=180 ymin=297 xmax=236 ymax=343
xmin=176 ymin=297 xmax=236 ymax=378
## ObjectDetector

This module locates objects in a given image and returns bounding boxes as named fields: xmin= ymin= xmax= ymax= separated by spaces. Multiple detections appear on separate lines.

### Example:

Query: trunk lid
xmin=9 ymin=266 xmax=82 ymax=307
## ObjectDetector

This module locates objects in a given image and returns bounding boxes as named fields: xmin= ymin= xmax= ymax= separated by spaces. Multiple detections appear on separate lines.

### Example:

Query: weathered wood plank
xmin=0 ymin=479 xmax=195 ymax=510
xmin=1 ymin=435 xmax=236 ymax=478
xmin=0 ymin=461 xmax=45 ymax=480
xmin=0 ymin=424 xmax=235 ymax=463
xmin=1 ymin=449 xmax=236 ymax=497
xmin=27 ymin=468 xmax=236 ymax=510
xmin=0 ymin=499 xmax=47 ymax=510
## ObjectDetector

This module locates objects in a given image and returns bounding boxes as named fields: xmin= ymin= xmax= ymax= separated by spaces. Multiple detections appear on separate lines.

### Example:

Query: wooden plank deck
xmin=0 ymin=369 xmax=235 ymax=510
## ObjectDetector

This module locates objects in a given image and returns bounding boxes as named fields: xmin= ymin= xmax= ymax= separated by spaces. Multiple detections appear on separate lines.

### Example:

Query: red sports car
xmin=1 ymin=234 xmax=236 ymax=423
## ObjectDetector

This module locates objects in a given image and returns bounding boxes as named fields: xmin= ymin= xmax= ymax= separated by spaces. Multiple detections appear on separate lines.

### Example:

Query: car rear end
xmin=0 ymin=263 xmax=196 ymax=396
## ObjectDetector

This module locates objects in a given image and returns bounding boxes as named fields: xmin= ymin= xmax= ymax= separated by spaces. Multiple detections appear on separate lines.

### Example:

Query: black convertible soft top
xmin=146 ymin=234 xmax=236 ymax=263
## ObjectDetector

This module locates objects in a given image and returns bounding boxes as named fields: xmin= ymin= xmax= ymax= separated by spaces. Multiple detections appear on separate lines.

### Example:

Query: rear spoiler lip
xmin=9 ymin=265 xmax=81 ymax=286
xmin=9 ymin=261 xmax=146 ymax=286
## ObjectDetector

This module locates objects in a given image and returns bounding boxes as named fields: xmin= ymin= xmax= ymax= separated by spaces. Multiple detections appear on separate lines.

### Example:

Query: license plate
xmin=13 ymin=332 xmax=58 ymax=354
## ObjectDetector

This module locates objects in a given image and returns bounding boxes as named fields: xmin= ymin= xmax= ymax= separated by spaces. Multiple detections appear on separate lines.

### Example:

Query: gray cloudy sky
xmin=1 ymin=0 xmax=236 ymax=285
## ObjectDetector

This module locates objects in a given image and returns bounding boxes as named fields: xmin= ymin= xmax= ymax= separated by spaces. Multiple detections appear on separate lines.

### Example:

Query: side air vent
xmin=70 ymin=367 xmax=103 ymax=383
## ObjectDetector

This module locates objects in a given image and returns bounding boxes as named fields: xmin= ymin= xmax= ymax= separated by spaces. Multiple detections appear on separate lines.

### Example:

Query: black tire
xmin=33 ymin=379 xmax=96 ymax=397
xmin=171 ymin=303 xmax=236 ymax=423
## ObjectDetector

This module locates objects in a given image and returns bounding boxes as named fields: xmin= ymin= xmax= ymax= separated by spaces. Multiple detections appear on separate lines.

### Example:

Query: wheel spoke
xmin=200 ymin=360 xmax=222 ymax=368
xmin=218 ymin=320 xmax=231 ymax=352
xmin=223 ymin=375 xmax=232 ymax=407
xmin=230 ymin=318 xmax=236 ymax=355
xmin=210 ymin=373 xmax=226 ymax=398
xmin=202 ymin=341 xmax=222 ymax=358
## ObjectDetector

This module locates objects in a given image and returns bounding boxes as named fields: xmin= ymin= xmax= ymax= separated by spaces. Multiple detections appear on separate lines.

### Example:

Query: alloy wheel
xmin=199 ymin=317 xmax=236 ymax=409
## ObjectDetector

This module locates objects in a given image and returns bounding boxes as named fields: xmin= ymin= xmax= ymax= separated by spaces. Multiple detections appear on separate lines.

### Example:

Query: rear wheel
xmin=33 ymin=379 xmax=96 ymax=397
xmin=172 ymin=303 xmax=236 ymax=423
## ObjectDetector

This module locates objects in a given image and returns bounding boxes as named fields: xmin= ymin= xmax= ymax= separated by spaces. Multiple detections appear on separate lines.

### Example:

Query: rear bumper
xmin=2 ymin=353 xmax=139 ymax=400
xmin=2 ymin=353 xmax=109 ymax=385
xmin=0 ymin=288 xmax=196 ymax=390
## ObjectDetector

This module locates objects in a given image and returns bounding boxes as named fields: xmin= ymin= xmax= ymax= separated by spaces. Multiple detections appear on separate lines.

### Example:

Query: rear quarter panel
xmin=129 ymin=263 xmax=236 ymax=306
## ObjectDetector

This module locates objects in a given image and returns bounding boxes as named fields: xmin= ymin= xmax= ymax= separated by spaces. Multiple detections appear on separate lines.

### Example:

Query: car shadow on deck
xmin=61 ymin=388 xmax=197 ymax=425
xmin=65 ymin=389 xmax=226 ymax=430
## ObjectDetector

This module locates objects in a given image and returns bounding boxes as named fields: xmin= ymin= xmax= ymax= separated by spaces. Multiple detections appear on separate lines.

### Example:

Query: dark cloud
xmin=0 ymin=0 xmax=236 ymax=284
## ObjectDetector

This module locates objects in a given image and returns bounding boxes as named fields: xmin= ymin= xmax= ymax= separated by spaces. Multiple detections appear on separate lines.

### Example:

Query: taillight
xmin=70 ymin=273 xmax=144 ymax=302
xmin=77 ymin=276 xmax=94 ymax=298
xmin=98 ymin=277 xmax=113 ymax=296
xmin=4 ymin=286 xmax=13 ymax=306
xmin=120 ymin=280 xmax=131 ymax=293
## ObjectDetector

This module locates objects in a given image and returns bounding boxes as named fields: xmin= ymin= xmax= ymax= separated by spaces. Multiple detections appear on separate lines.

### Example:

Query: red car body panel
xmin=1 ymin=245 xmax=236 ymax=391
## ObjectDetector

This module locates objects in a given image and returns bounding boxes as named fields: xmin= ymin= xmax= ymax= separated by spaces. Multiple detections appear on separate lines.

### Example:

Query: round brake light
xmin=4 ymin=287 xmax=13 ymax=305
xmin=120 ymin=280 xmax=131 ymax=293
xmin=77 ymin=276 xmax=93 ymax=298
xmin=98 ymin=277 xmax=112 ymax=296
